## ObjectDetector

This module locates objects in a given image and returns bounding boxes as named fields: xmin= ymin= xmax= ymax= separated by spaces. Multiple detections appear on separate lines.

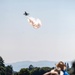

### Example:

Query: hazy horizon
xmin=0 ymin=0 xmax=75 ymax=63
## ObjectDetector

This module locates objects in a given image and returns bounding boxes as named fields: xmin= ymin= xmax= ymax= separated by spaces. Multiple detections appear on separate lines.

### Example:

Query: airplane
xmin=23 ymin=11 xmax=29 ymax=16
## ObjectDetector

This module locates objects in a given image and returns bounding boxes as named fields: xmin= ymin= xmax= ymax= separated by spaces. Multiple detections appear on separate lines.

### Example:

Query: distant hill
xmin=5 ymin=61 xmax=72 ymax=71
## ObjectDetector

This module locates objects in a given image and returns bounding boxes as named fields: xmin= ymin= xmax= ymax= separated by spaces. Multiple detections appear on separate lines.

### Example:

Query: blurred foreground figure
xmin=72 ymin=61 xmax=75 ymax=74
xmin=70 ymin=61 xmax=75 ymax=75
xmin=43 ymin=69 xmax=63 ymax=75
xmin=43 ymin=61 xmax=70 ymax=75
xmin=24 ymin=11 xmax=42 ymax=29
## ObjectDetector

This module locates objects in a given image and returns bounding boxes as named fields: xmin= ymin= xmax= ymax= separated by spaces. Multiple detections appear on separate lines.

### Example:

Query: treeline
xmin=0 ymin=56 xmax=13 ymax=75
xmin=0 ymin=56 xmax=74 ymax=75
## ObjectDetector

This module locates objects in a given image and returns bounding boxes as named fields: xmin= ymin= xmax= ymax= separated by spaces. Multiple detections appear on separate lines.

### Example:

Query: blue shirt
xmin=62 ymin=70 xmax=70 ymax=75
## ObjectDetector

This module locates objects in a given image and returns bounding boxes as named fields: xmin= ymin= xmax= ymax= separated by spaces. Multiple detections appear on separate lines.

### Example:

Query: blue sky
xmin=0 ymin=0 xmax=75 ymax=63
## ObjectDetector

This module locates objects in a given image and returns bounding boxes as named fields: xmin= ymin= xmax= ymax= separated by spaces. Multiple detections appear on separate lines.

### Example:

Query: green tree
xmin=39 ymin=67 xmax=51 ymax=75
xmin=29 ymin=65 xmax=34 ymax=70
xmin=0 ymin=66 xmax=6 ymax=75
xmin=0 ymin=56 xmax=5 ymax=67
xmin=14 ymin=72 xmax=18 ymax=75
xmin=0 ymin=56 xmax=5 ymax=75
xmin=18 ymin=68 xmax=30 ymax=75
xmin=6 ymin=65 xmax=13 ymax=75
xmin=30 ymin=67 xmax=40 ymax=75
